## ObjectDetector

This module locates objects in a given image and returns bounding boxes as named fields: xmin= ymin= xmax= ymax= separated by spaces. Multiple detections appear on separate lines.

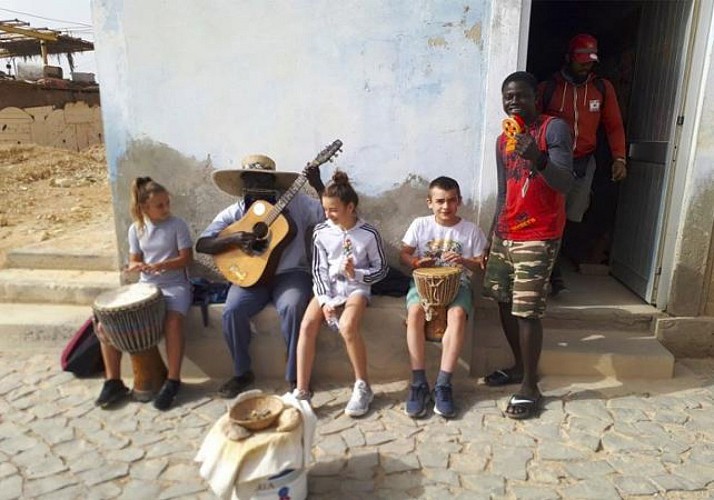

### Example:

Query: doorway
xmin=526 ymin=0 xmax=693 ymax=305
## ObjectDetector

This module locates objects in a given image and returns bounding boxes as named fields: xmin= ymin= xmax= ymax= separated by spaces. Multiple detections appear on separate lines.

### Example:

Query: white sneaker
xmin=292 ymin=388 xmax=312 ymax=401
xmin=344 ymin=380 xmax=373 ymax=417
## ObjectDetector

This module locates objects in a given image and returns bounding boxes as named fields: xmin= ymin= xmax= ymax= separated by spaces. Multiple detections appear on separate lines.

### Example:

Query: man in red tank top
xmin=483 ymin=71 xmax=574 ymax=419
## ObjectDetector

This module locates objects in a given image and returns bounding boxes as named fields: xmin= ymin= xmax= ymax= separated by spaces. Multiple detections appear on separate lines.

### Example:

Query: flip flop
xmin=505 ymin=394 xmax=541 ymax=420
xmin=484 ymin=369 xmax=523 ymax=387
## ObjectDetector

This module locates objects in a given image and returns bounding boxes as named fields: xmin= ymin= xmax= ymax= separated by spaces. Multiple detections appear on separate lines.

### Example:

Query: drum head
xmin=413 ymin=266 xmax=461 ymax=278
xmin=94 ymin=283 xmax=161 ymax=310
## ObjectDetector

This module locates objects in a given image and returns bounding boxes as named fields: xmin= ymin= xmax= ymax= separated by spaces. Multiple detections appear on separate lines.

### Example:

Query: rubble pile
xmin=0 ymin=143 xmax=111 ymax=257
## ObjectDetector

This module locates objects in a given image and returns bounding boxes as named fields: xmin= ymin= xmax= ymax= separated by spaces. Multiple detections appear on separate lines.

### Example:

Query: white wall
xmin=92 ymin=0 xmax=499 ymax=200
xmin=663 ymin=2 xmax=714 ymax=316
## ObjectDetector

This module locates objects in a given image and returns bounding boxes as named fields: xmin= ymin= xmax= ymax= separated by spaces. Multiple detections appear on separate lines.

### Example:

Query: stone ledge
xmin=0 ymin=268 xmax=121 ymax=305
xmin=477 ymin=326 xmax=675 ymax=380
xmin=179 ymin=296 xmax=474 ymax=383
xmin=5 ymin=247 xmax=118 ymax=272
xmin=0 ymin=303 xmax=93 ymax=348
xmin=655 ymin=316 xmax=714 ymax=358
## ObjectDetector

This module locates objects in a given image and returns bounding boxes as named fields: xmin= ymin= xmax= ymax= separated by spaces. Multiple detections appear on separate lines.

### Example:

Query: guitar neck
xmin=265 ymin=175 xmax=308 ymax=225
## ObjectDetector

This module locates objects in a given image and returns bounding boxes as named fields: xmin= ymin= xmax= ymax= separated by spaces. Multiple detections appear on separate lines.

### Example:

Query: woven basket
xmin=229 ymin=395 xmax=284 ymax=431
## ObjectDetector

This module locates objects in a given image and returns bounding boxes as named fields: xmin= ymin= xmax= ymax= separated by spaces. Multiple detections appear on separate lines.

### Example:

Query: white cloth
xmin=194 ymin=391 xmax=316 ymax=500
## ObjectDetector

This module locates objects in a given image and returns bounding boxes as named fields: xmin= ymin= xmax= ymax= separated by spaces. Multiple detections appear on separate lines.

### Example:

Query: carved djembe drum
xmin=413 ymin=267 xmax=461 ymax=342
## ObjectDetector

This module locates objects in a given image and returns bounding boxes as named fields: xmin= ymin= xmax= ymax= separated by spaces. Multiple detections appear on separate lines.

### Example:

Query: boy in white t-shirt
xmin=400 ymin=176 xmax=487 ymax=418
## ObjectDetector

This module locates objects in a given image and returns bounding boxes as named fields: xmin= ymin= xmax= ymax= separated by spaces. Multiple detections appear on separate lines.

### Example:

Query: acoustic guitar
xmin=214 ymin=139 xmax=343 ymax=287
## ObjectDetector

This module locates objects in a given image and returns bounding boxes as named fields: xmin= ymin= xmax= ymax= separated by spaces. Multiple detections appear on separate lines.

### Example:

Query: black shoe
xmin=433 ymin=384 xmax=456 ymax=419
xmin=218 ymin=371 xmax=255 ymax=399
xmin=153 ymin=379 xmax=181 ymax=411
xmin=95 ymin=379 xmax=129 ymax=409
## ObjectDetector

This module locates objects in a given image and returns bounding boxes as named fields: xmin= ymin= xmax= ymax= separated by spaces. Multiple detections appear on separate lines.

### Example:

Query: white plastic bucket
xmin=250 ymin=468 xmax=307 ymax=500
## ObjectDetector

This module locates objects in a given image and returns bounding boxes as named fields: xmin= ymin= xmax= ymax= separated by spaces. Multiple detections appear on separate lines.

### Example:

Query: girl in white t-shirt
xmin=95 ymin=177 xmax=193 ymax=411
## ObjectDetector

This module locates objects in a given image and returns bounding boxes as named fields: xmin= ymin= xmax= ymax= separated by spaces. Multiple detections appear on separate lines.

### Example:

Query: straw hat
xmin=212 ymin=154 xmax=299 ymax=197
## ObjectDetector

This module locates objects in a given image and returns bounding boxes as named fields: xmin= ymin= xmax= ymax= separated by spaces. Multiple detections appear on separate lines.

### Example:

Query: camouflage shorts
xmin=482 ymin=236 xmax=560 ymax=318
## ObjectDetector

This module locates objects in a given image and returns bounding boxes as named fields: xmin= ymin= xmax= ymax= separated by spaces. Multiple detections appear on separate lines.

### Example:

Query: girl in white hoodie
xmin=295 ymin=171 xmax=388 ymax=417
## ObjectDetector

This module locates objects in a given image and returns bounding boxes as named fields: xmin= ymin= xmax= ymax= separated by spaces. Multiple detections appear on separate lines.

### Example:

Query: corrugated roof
xmin=0 ymin=19 xmax=93 ymax=59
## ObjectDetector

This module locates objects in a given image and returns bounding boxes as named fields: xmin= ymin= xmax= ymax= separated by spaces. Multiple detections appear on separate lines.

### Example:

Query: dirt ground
xmin=0 ymin=143 xmax=113 ymax=265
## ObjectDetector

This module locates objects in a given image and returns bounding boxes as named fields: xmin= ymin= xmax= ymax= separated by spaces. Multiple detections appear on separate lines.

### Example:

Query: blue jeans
xmin=222 ymin=270 xmax=312 ymax=382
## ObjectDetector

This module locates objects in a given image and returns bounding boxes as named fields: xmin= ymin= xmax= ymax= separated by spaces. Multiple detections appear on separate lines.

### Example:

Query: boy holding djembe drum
xmin=400 ymin=177 xmax=487 ymax=419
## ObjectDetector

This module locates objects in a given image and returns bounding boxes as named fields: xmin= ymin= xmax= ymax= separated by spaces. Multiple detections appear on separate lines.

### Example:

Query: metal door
xmin=610 ymin=0 xmax=692 ymax=301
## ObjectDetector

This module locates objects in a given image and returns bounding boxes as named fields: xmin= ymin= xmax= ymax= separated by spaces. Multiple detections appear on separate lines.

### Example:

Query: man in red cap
xmin=537 ymin=33 xmax=626 ymax=295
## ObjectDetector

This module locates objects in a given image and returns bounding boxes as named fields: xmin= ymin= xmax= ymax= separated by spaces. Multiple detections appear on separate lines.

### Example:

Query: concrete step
xmin=0 ymin=268 xmax=121 ymax=305
xmin=544 ymin=302 xmax=663 ymax=332
xmin=3 ymin=220 xmax=118 ymax=272
xmin=179 ymin=299 xmax=417 ymax=382
xmin=540 ymin=327 xmax=675 ymax=379
xmin=474 ymin=297 xmax=662 ymax=332
xmin=0 ymin=302 xmax=93 ymax=349
xmin=180 ymin=302 xmax=674 ymax=381
xmin=475 ymin=323 xmax=675 ymax=380
xmin=5 ymin=246 xmax=118 ymax=272
xmin=0 ymin=297 xmax=674 ymax=383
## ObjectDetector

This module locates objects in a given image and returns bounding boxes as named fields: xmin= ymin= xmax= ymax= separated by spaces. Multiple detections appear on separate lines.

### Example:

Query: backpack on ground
xmin=60 ymin=317 xmax=105 ymax=377
xmin=371 ymin=266 xmax=410 ymax=297
xmin=191 ymin=278 xmax=231 ymax=327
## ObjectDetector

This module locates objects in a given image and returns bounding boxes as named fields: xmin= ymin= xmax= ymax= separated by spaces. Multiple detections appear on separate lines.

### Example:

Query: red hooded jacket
xmin=537 ymin=71 xmax=626 ymax=161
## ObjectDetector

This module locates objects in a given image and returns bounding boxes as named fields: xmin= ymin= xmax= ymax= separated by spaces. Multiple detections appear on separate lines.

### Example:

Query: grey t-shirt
xmin=200 ymin=192 xmax=325 ymax=275
xmin=128 ymin=215 xmax=192 ymax=286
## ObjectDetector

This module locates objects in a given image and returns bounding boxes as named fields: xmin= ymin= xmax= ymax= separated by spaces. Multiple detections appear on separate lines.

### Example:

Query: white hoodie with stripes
xmin=311 ymin=218 xmax=388 ymax=307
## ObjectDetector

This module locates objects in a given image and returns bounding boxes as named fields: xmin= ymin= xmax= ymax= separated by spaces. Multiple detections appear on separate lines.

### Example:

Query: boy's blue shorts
xmin=406 ymin=280 xmax=473 ymax=317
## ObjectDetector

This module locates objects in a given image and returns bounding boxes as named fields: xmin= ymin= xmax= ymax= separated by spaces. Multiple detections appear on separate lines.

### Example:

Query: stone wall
xmin=0 ymin=101 xmax=103 ymax=152
xmin=0 ymin=80 xmax=102 ymax=152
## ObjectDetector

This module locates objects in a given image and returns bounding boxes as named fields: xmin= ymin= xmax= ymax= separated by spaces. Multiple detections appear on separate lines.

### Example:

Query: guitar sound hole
xmin=253 ymin=222 xmax=268 ymax=239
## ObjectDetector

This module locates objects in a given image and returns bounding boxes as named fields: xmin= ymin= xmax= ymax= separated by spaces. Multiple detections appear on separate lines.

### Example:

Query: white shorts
xmin=566 ymin=155 xmax=596 ymax=222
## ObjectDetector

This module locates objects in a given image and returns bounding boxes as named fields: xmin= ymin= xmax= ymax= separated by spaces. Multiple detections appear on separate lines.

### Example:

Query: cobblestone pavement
xmin=1 ymin=351 xmax=714 ymax=499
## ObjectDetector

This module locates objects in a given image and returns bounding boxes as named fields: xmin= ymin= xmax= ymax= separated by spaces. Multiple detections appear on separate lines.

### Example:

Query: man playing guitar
xmin=196 ymin=154 xmax=326 ymax=398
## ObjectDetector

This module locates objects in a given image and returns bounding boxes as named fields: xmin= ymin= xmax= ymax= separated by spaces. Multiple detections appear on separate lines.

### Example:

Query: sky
xmin=1 ymin=0 xmax=96 ymax=77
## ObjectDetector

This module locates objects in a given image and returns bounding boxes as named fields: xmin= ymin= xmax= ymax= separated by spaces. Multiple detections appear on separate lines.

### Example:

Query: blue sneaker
xmin=434 ymin=384 xmax=456 ymax=418
xmin=405 ymin=382 xmax=431 ymax=418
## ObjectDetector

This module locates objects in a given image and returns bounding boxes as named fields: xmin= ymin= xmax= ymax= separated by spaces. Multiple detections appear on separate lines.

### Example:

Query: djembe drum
xmin=413 ymin=267 xmax=462 ymax=342
xmin=92 ymin=283 xmax=168 ymax=401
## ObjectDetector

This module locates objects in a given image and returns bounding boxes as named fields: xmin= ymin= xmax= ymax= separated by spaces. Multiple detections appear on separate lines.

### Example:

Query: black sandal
xmin=484 ymin=369 xmax=523 ymax=387
xmin=505 ymin=394 xmax=541 ymax=420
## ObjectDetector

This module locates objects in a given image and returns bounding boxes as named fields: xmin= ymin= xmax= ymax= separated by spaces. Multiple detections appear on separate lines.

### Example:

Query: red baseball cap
xmin=568 ymin=34 xmax=599 ymax=64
